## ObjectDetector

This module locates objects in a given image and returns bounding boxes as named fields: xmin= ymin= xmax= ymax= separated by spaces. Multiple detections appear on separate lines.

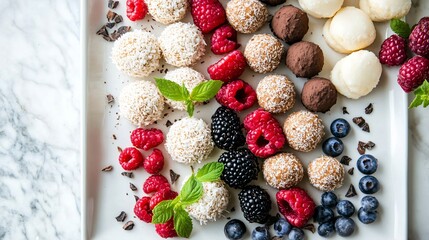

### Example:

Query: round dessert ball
xmin=263 ymin=153 xmax=304 ymax=189
xmin=360 ymin=0 xmax=411 ymax=22
xmin=301 ymin=77 xmax=337 ymax=113
xmin=164 ymin=67 xmax=207 ymax=110
xmin=286 ymin=41 xmax=324 ymax=78
xmin=283 ymin=111 xmax=325 ymax=152
xmin=271 ymin=5 xmax=309 ymax=44
xmin=308 ymin=156 xmax=344 ymax=191
xmin=256 ymin=75 xmax=296 ymax=114
xmin=112 ymin=30 xmax=161 ymax=78
xmin=166 ymin=117 xmax=214 ymax=164
xmin=147 ymin=0 xmax=188 ymax=24
xmin=226 ymin=0 xmax=269 ymax=34
xmin=119 ymin=81 xmax=164 ymax=126
xmin=159 ymin=22 xmax=206 ymax=67
xmin=244 ymin=34 xmax=284 ymax=73
xmin=298 ymin=0 xmax=343 ymax=18
xmin=259 ymin=0 xmax=286 ymax=6
xmin=187 ymin=181 xmax=230 ymax=224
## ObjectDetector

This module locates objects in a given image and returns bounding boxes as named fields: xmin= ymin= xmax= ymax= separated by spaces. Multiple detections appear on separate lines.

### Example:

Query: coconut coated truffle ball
xmin=119 ymin=81 xmax=164 ymax=126
xmin=283 ymin=111 xmax=325 ymax=152
xmin=164 ymin=67 xmax=207 ymax=110
xmin=166 ymin=117 xmax=214 ymax=164
xmin=112 ymin=30 xmax=161 ymax=78
xmin=147 ymin=0 xmax=188 ymax=25
xmin=308 ymin=156 xmax=344 ymax=191
xmin=263 ymin=153 xmax=304 ymax=189
xmin=256 ymin=75 xmax=296 ymax=114
xmin=244 ymin=34 xmax=284 ymax=73
xmin=286 ymin=41 xmax=324 ymax=78
xmin=159 ymin=22 xmax=206 ymax=67
xmin=226 ymin=0 xmax=269 ymax=34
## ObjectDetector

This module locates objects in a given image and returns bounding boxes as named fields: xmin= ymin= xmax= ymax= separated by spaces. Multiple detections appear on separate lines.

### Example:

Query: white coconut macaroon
xmin=147 ymin=0 xmax=188 ymax=24
xmin=165 ymin=117 xmax=214 ymax=164
xmin=186 ymin=181 xmax=230 ymax=224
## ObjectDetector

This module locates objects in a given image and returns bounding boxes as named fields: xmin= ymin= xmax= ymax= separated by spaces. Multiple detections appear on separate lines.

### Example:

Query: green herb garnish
xmin=390 ymin=18 xmax=411 ymax=38
xmin=409 ymin=80 xmax=429 ymax=108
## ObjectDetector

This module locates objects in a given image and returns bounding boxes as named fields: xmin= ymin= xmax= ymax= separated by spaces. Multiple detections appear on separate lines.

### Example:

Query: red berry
xmin=143 ymin=174 xmax=171 ymax=194
xmin=155 ymin=218 xmax=177 ymax=238
xmin=134 ymin=197 xmax=153 ymax=223
xmin=143 ymin=149 xmax=164 ymax=174
xmin=126 ymin=0 xmax=147 ymax=21
xmin=149 ymin=189 xmax=178 ymax=210
xmin=409 ymin=17 xmax=429 ymax=58
xmin=397 ymin=56 xmax=429 ymax=92
xmin=211 ymin=24 xmax=240 ymax=55
xmin=243 ymin=108 xmax=275 ymax=131
xmin=118 ymin=147 xmax=144 ymax=170
xmin=191 ymin=0 xmax=226 ymax=34
xmin=246 ymin=119 xmax=286 ymax=158
xmin=130 ymin=128 xmax=164 ymax=151
xmin=379 ymin=34 xmax=407 ymax=66
xmin=276 ymin=187 xmax=316 ymax=228
xmin=208 ymin=50 xmax=247 ymax=83
xmin=216 ymin=80 xmax=257 ymax=112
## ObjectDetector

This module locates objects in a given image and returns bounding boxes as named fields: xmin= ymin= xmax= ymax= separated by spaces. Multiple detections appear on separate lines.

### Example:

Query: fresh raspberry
xmin=397 ymin=56 xmax=429 ymax=92
xmin=243 ymin=108 xmax=275 ymax=131
xmin=155 ymin=218 xmax=177 ymax=238
xmin=246 ymin=119 xmax=286 ymax=158
xmin=216 ymin=80 xmax=257 ymax=112
xmin=378 ymin=34 xmax=407 ymax=66
xmin=149 ymin=189 xmax=178 ymax=210
xmin=118 ymin=147 xmax=143 ymax=170
xmin=409 ymin=17 xmax=429 ymax=58
xmin=134 ymin=196 xmax=153 ymax=223
xmin=211 ymin=24 xmax=240 ymax=55
xmin=126 ymin=0 xmax=148 ymax=21
xmin=130 ymin=128 xmax=164 ymax=151
xmin=208 ymin=50 xmax=247 ymax=83
xmin=191 ymin=0 xmax=226 ymax=34
xmin=143 ymin=149 xmax=164 ymax=174
xmin=143 ymin=174 xmax=171 ymax=194
xmin=276 ymin=187 xmax=316 ymax=228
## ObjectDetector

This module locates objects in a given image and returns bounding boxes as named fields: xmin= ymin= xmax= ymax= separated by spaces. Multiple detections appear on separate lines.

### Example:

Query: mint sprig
xmin=409 ymin=80 xmax=429 ymax=108
xmin=155 ymin=78 xmax=223 ymax=117
xmin=390 ymin=18 xmax=411 ymax=38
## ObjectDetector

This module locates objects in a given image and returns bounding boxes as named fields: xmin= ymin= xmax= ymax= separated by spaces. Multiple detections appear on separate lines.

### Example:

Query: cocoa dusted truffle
xmin=259 ymin=0 xmax=286 ymax=6
xmin=301 ymin=77 xmax=337 ymax=113
xmin=286 ymin=41 xmax=324 ymax=78
xmin=271 ymin=5 xmax=309 ymax=44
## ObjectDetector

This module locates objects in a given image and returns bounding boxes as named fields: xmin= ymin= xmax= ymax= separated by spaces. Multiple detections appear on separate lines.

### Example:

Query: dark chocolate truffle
xmin=286 ymin=41 xmax=324 ymax=78
xmin=259 ymin=0 xmax=286 ymax=6
xmin=271 ymin=5 xmax=309 ymax=44
xmin=301 ymin=77 xmax=337 ymax=113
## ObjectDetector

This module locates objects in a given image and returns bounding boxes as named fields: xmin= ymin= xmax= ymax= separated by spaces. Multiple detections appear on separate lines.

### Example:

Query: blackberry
xmin=218 ymin=148 xmax=259 ymax=189
xmin=238 ymin=185 xmax=272 ymax=224
xmin=211 ymin=106 xmax=245 ymax=150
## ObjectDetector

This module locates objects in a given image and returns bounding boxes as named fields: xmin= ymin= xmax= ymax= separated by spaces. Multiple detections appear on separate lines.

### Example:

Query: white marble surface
xmin=0 ymin=0 xmax=427 ymax=239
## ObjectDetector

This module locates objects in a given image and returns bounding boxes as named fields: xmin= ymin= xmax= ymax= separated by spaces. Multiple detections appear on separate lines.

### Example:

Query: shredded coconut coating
xmin=119 ymin=81 xmax=164 ymax=126
xmin=111 ymin=30 xmax=161 ymax=78
xmin=147 ymin=0 xmax=188 ymax=25
xmin=159 ymin=22 xmax=206 ymax=67
xmin=263 ymin=153 xmax=304 ymax=189
xmin=308 ymin=156 xmax=344 ymax=191
xmin=257 ymin=75 xmax=296 ymax=113
xmin=244 ymin=34 xmax=284 ymax=73
xmin=187 ymin=181 xmax=230 ymax=224
xmin=226 ymin=0 xmax=269 ymax=34
xmin=164 ymin=67 xmax=207 ymax=110
xmin=283 ymin=111 xmax=325 ymax=152
xmin=166 ymin=118 xmax=214 ymax=164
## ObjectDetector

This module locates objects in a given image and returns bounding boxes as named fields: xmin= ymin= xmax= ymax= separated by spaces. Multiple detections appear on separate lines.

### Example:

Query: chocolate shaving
xmin=364 ymin=141 xmax=375 ymax=150
xmin=348 ymin=167 xmax=354 ymax=175
xmin=108 ymin=0 xmax=119 ymax=9
xmin=122 ymin=221 xmax=134 ymax=230
xmin=117 ymin=146 xmax=123 ymax=152
xmin=107 ymin=10 xmax=117 ymax=22
xmin=134 ymin=195 xmax=140 ymax=201
xmin=103 ymin=35 xmax=113 ymax=42
xmin=353 ymin=117 xmax=366 ymax=127
xmin=107 ymin=94 xmax=115 ymax=103
xmin=121 ymin=172 xmax=134 ymax=178
xmin=230 ymin=207 xmax=235 ymax=212
xmin=129 ymin=183 xmax=137 ymax=191
xmin=362 ymin=123 xmax=370 ymax=132
xmin=340 ymin=156 xmax=352 ymax=165
xmin=302 ymin=223 xmax=316 ymax=233
xmin=358 ymin=141 xmax=366 ymax=155
xmin=96 ymin=25 xmax=108 ymax=37
xmin=113 ymin=134 xmax=117 ymax=140
xmin=115 ymin=211 xmax=127 ymax=222
xmin=342 ymin=107 xmax=349 ymax=114
xmin=101 ymin=165 xmax=113 ymax=172
xmin=114 ymin=15 xmax=123 ymax=24
xmin=166 ymin=120 xmax=173 ymax=127
xmin=345 ymin=184 xmax=357 ymax=197
xmin=110 ymin=30 xmax=121 ymax=41
xmin=365 ymin=103 xmax=373 ymax=114
xmin=118 ymin=26 xmax=131 ymax=35
xmin=169 ymin=169 xmax=180 ymax=184
xmin=106 ymin=22 xmax=116 ymax=29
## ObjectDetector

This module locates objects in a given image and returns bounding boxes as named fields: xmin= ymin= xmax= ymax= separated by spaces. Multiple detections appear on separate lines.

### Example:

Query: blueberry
xmin=330 ymin=118 xmax=351 ymax=138
xmin=359 ymin=176 xmax=380 ymax=194
xmin=251 ymin=226 xmax=270 ymax=240
xmin=358 ymin=207 xmax=377 ymax=224
xmin=274 ymin=217 xmax=292 ymax=237
xmin=224 ymin=219 xmax=246 ymax=240
xmin=321 ymin=192 xmax=338 ymax=208
xmin=357 ymin=154 xmax=378 ymax=174
xmin=336 ymin=200 xmax=355 ymax=217
xmin=314 ymin=205 xmax=335 ymax=223
xmin=288 ymin=228 xmax=304 ymax=240
xmin=322 ymin=137 xmax=344 ymax=157
xmin=317 ymin=221 xmax=335 ymax=238
xmin=361 ymin=196 xmax=379 ymax=211
xmin=335 ymin=217 xmax=356 ymax=237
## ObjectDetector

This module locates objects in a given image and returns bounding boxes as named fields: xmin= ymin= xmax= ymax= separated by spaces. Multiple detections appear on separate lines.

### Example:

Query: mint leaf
xmin=179 ymin=175 xmax=203 ymax=205
xmin=174 ymin=206 xmax=193 ymax=238
xmin=409 ymin=80 xmax=429 ymax=108
xmin=155 ymin=78 xmax=189 ymax=101
xmin=152 ymin=200 xmax=174 ymax=224
xmin=190 ymin=80 xmax=223 ymax=102
xmin=186 ymin=100 xmax=195 ymax=117
xmin=195 ymin=162 xmax=224 ymax=182
xmin=390 ymin=19 xmax=411 ymax=38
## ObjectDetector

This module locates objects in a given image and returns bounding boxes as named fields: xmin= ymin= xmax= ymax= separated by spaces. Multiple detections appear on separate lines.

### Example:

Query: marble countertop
xmin=0 ymin=0 xmax=427 ymax=239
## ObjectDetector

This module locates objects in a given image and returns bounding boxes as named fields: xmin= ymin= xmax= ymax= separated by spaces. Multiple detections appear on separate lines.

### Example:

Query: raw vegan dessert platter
xmin=82 ymin=0 xmax=427 ymax=239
